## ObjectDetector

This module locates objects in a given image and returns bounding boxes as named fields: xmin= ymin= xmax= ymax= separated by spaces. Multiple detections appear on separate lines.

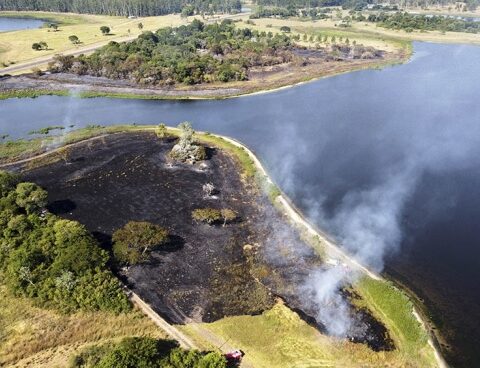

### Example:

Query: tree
xmin=280 ymin=26 xmax=291 ymax=32
xmin=15 ymin=182 xmax=48 ymax=214
xmin=112 ymin=221 xmax=169 ymax=265
xmin=169 ymin=122 xmax=206 ymax=163
xmin=32 ymin=42 xmax=48 ymax=51
xmin=156 ymin=123 xmax=167 ymax=139
xmin=68 ymin=35 xmax=80 ymax=44
xmin=49 ymin=23 xmax=59 ymax=31
xmin=221 ymin=209 xmax=237 ymax=226
xmin=100 ymin=26 xmax=111 ymax=35
xmin=138 ymin=22 xmax=144 ymax=30
xmin=0 ymin=170 xmax=19 ymax=197
xmin=181 ymin=5 xmax=195 ymax=18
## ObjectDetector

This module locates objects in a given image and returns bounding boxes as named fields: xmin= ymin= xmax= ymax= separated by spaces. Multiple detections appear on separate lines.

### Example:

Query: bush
xmin=192 ymin=208 xmax=238 ymax=226
xmin=113 ymin=221 xmax=169 ymax=265
xmin=70 ymin=337 xmax=226 ymax=368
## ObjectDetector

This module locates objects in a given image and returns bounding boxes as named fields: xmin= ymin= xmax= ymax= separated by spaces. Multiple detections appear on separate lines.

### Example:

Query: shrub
xmin=192 ymin=208 xmax=238 ymax=226
xmin=70 ymin=337 xmax=226 ymax=368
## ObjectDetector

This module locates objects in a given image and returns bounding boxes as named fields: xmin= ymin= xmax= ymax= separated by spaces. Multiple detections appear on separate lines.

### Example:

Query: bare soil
xmin=18 ymin=132 xmax=393 ymax=351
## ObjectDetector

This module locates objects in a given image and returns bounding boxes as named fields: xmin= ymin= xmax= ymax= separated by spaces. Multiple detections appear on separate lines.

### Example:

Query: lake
xmin=1 ymin=41 xmax=479 ymax=367
xmin=0 ymin=17 xmax=44 ymax=32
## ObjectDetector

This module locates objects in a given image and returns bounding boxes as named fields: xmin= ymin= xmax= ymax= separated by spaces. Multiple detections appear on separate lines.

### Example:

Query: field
xmin=0 ymin=11 xmax=186 ymax=71
xmin=0 ymin=286 xmax=165 ymax=368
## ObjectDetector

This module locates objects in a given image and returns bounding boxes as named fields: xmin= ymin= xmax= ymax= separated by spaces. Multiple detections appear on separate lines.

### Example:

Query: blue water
xmin=0 ymin=17 xmax=44 ymax=32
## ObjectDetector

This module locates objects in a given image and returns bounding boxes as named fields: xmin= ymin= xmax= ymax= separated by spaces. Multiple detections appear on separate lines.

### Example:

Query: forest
xmin=47 ymin=19 xmax=295 ymax=85
xmin=368 ymin=12 xmax=480 ymax=33
xmin=252 ymin=0 xmax=479 ymax=11
xmin=0 ymin=0 xmax=241 ymax=16
xmin=0 ymin=170 xmax=131 ymax=314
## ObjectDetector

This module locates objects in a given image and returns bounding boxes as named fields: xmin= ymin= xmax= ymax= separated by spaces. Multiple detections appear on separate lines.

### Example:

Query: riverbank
xmin=0 ymin=47 xmax=407 ymax=101
xmin=0 ymin=125 xmax=444 ymax=367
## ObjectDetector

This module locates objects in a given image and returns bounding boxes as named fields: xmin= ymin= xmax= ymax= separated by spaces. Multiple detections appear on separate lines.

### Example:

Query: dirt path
xmin=129 ymin=291 xmax=197 ymax=349
xmin=0 ymin=133 xmax=113 ymax=169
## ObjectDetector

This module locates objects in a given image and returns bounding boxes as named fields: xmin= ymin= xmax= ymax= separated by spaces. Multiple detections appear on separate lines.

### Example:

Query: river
xmin=0 ymin=17 xmax=44 ymax=32
xmin=1 ymin=41 xmax=480 ymax=367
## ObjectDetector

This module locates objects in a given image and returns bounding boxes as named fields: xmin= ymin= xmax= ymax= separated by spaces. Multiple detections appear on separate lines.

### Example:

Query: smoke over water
xmin=262 ymin=98 xmax=480 ymax=340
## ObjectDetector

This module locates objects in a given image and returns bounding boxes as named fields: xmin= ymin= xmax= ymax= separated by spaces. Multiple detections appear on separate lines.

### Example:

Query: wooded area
xmin=0 ymin=0 xmax=241 ymax=16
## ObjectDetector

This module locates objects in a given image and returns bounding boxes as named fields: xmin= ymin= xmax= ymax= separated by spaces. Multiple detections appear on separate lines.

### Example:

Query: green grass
xmin=354 ymin=277 xmax=435 ymax=364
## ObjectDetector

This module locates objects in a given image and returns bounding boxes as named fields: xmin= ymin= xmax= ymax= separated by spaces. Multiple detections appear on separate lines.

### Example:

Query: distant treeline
xmin=0 ymin=0 xmax=241 ymax=16
xmin=368 ymin=12 xmax=480 ymax=33
xmin=252 ymin=0 xmax=478 ymax=11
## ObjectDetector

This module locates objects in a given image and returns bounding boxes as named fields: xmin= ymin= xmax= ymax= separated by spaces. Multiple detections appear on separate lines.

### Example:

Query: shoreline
xmin=0 ymin=125 xmax=448 ymax=367
xmin=0 ymin=50 xmax=410 ymax=101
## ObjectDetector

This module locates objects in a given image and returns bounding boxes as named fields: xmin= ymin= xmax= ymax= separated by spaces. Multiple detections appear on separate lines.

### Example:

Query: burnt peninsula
xmin=20 ymin=131 xmax=392 ymax=351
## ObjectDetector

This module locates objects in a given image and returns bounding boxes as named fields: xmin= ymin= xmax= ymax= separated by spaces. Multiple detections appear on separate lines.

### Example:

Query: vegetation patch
xmin=69 ymin=336 xmax=226 ymax=368
xmin=0 ymin=171 xmax=131 ymax=314
xmin=112 ymin=221 xmax=169 ymax=266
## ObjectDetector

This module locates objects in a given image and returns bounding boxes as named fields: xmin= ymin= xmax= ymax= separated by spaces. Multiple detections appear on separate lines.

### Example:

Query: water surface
xmin=0 ymin=17 xmax=44 ymax=32
xmin=1 ymin=42 xmax=480 ymax=367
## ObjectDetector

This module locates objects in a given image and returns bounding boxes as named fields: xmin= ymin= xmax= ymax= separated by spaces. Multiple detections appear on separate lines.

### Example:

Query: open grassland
xmin=0 ymin=286 xmax=165 ymax=368
xmin=0 ymin=11 xmax=186 ymax=70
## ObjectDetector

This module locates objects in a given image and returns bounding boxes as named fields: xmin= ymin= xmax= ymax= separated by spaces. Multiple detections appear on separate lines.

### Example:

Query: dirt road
xmin=0 ymin=12 xmax=249 ymax=75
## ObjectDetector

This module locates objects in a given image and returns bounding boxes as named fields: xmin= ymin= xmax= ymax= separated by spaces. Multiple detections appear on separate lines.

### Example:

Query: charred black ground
xmin=19 ymin=132 xmax=392 ymax=351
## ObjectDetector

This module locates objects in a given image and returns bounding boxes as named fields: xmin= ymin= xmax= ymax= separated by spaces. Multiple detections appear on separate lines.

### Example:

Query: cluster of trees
xmin=48 ymin=20 xmax=294 ymax=86
xmin=70 ymin=337 xmax=227 ymax=368
xmin=0 ymin=171 xmax=130 ymax=314
xmin=368 ymin=12 xmax=480 ymax=33
xmin=32 ymin=41 xmax=48 ymax=51
xmin=251 ymin=0 xmax=375 ymax=12
xmin=0 ymin=0 xmax=241 ymax=16
xmin=253 ymin=0 xmax=478 ymax=11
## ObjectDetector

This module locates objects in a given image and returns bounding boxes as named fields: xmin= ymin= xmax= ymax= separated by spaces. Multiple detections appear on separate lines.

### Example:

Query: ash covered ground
xmin=20 ymin=132 xmax=393 ymax=351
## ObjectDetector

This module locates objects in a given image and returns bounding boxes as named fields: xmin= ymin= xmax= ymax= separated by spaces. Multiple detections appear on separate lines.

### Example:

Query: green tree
xmin=69 ymin=35 xmax=80 ymax=44
xmin=156 ymin=123 xmax=167 ymax=138
xmin=138 ymin=22 xmax=144 ymax=30
xmin=100 ymin=26 xmax=111 ymax=35
xmin=112 ymin=221 xmax=169 ymax=265
xmin=15 ymin=182 xmax=48 ymax=214
xmin=0 ymin=170 xmax=19 ymax=197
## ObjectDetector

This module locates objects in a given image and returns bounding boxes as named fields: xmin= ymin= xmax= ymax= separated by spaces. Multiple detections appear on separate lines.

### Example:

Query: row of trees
xmin=0 ymin=171 xmax=130 ymax=313
xmin=70 ymin=337 xmax=227 ymax=368
xmin=47 ymin=20 xmax=294 ymax=86
xmin=368 ymin=12 xmax=480 ymax=33
xmin=0 ymin=0 xmax=241 ymax=16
